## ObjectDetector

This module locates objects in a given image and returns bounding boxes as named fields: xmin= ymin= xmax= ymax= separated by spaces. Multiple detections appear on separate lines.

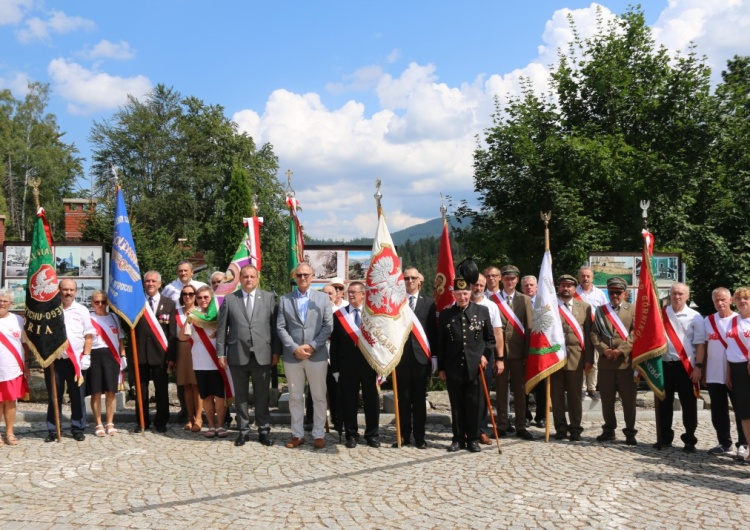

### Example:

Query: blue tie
xmin=354 ymin=308 xmax=361 ymax=327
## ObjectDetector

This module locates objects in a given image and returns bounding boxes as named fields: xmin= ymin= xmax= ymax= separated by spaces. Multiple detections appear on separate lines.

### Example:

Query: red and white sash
xmin=600 ymin=304 xmax=628 ymax=340
xmin=707 ymin=313 xmax=728 ymax=349
xmin=144 ymin=301 xmax=169 ymax=352
xmin=91 ymin=315 xmax=124 ymax=385
xmin=192 ymin=324 xmax=234 ymax=398
xmin=662 ymin=306 xmax=699 ymax=394
xmin=558 ymin=300 xmax=584 ymax=348
xmin=0 ymin=328 xmax=28 ymax=394
xmin=335 ymin=307 xmax=362 ymax=346
xmin=489 ymin=292 xmax=525 ymax=339
xmin=65 ymin=342 xmax=84 ymax=384
xmin=729 ymin=316 xmax=750 ymax=361
xmin=408 ymin=306 xmax=431 ymax=360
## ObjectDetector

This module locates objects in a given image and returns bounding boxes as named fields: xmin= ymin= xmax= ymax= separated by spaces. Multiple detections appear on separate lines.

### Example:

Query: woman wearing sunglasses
xmin=175 ymin=287 xmax=203 ymax=432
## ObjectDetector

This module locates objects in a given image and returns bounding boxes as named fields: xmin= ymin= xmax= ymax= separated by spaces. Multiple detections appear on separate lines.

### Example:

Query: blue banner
xmin=107 ymin=188 xmax=146 ymax=328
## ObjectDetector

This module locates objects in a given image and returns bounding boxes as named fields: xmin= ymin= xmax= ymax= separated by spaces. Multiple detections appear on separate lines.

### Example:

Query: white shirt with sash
xmin=703 ymin=312 xmax=735 ymax=384
xmin=726 ymin=316 xmax=750 ymax=363
xmin=575 ymin=285 xmax=608 ymax=309
xmin=0 ymin=313 xmax=25 ymax=382
xmin=662 ymin=305 xmax=706 ymax=364
xmin=485 ymin=289 xmax=525 ymax=339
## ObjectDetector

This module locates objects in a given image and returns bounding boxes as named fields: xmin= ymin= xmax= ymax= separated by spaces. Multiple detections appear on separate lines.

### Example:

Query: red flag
xmin=434 ymin=219 xmax=455 ymax=311
xmin=631 ymin=230 xmax=666 ymax=399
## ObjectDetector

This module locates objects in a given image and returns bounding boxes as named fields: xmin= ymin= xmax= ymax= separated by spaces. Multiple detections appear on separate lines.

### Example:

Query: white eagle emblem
xmin=366 ymin=250 xmax=406 ymax=317
xmin=30 ymin=264 xmax=59 ymax=302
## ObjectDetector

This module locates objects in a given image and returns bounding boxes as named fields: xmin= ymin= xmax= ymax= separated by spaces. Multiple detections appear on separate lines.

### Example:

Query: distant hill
xmin=307 ymin=216 xmax=466 ymax=246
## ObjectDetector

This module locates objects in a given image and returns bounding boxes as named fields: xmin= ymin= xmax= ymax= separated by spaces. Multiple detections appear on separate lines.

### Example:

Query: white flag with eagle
xmin=359 ymin=211 xmax=413 ymax=376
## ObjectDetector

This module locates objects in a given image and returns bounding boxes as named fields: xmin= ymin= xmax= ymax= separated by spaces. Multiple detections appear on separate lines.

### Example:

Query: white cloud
xmin=16 ymin=9 xmax=95 ymax=43
xmin=47 ymin=58 xmax=151 ymax=114
xmin=0 ymin=0 xmax=32 ymax=25
xmin=0 ymin=71 xmax=31 ymax=96
xmin=80 ymin=39 xmax=136 ymax=60
xmin=326 ymin=65 xmax=384 ymax=94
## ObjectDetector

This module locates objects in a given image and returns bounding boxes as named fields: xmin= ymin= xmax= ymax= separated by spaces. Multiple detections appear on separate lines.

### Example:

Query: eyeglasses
xmin=608 ymin=290 xmax=625 ymax=296
xmin=347 ymin=290 xmax=363 ymax=295
xmin=296 ymin=273 xmax=311 ymax=278
xmin=92 ymin=300 xmax=107 ymax=305
xmin=196 ymin=295 xmax=211 ymax=300
xmin=334 ymin=285 xmax=344 ymax=291
xmin=0 ymin=300 xmax=11 ymax=304
xmin=403 ymin=276 xmax=419 ymax=281
xmin=181 ymin=292 xmax=196 ymax=297
xmin=211 ymin=280 xmax=222 ymax=285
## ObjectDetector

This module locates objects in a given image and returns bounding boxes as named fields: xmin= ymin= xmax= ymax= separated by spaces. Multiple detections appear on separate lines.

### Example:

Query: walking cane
xmin=479 ymin=364 xmax=502 ymax=454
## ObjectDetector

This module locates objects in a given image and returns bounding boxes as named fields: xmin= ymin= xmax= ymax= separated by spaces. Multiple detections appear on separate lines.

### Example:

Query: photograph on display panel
xmin=4 ymin=245 xmax=31 ymax=278
xmin=55 ymin=247 xmax=80 ymax=276
xmin=4 ymin=280 xmax=27 ymax=311
xmin=78 ymin=247 xmax=103 ymax=277
xmin=304 ymin=249 xmax=346 ymax=280
xmin=347 ymin=250 xmax=371 ymax=280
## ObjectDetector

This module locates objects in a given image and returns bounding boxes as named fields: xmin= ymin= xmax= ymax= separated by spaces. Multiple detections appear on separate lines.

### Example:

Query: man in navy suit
xmin=392 ymin=267 xmax=437 ymax=449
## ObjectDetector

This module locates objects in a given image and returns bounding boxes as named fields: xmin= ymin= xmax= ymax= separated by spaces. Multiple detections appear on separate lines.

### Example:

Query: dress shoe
xmin=517 ymin=429 xmax=534 ymax=441
xmin=155 ymin=425 xmax=168 ymax=433
xmin=507 ymin=424 xmax=516 ymax=434
xmin=554 ymin=431 xmax=568 ymax=440
xmin=586 ymin=390 xmax=601 ymax=400
xmin=479 ymin=433 xmax=492 ymax=445
xmin=415 ymin=440 xmax=427 ymax=449
xmin=446 ymin=441 xmax=462 ymax=452
xmin=314 ymin=438 xmax=326 ymax=449
xmin=683 ymin=444 xmax=696 ymax=454
xmin=596 ymin=433 xmax=615 ymax=442
xmin=652 ymin=441 xmax=672 ymax=450
xmin=234 ymin=434 xmax=246 ymax=447
xmin=625 ymin=436 xmax=638 ymax=446
xmin=345 ymin=438 xmax=357 ymax=449
xmin=366 ymin=439 xmax=381 ymax=448
xmin=72 ymin=432 xmax=86 ymax=442
xmin=467 ymin=441 xmax=482 ymax=453
xmin=391 ymin=438 xmax=410 ymax=448
xmin=285 ymin=436 xmax=304 ymax=448
xmin=535 ymin=419 xmax=546 ymax=429
xmin=569 ymin=433 xmax=582 ymax=442
xmin=133 ymin=425 xmax=145 ymax=434
xmin=44 ymin=432 xmax=56 ymax=443
xmin=259 ymin=434 xmax=274 ymax=447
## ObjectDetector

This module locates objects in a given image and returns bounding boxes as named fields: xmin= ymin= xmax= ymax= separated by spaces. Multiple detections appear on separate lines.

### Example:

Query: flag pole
xmin=30 ymin=178 xmax=63 ymax=442
xmin=541 ymin=210 xmax=552 ymax=443
xmin=130 ymin=328 xmax=146 ymax=432
xmin=641 ymin=200 xmax=662 ymax=449
xmin=375 ymin=180 xmax=402 ymax=448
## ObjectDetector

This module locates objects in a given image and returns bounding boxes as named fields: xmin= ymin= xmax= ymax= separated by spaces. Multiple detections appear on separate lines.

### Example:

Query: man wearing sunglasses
xmin=277 ymin=263 xmax=333 ymax=449
xmin=329 ymin=277 xmax=348 ymax=311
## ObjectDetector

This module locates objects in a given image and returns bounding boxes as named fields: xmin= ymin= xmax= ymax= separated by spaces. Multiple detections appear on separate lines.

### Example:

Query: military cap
xmin=501 ymin=265 xmax=520 ymax=277
xmin=557 ymin=274 xmax=578 ymax=286
xmin=606 ymin=277 xmax=628 ymax=291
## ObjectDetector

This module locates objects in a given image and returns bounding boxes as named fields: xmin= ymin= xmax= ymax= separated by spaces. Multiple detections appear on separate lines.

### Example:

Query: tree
xmin=0 ymin=83 xmax=82 ymax=240
xmin=458 ymin=7 xmax=717 ymax=307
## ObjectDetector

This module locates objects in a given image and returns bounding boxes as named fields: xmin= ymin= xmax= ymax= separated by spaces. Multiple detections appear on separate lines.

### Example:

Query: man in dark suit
xmin=330 ymin=281 xmax=381 ymax=448
xmin=132 ymin=270 xmax=176 ymax=433
xmin=590 ymin=276 xmax=638 ymax=445
xmin=438 ymin=263 xmax=496 ymax=453
xmin=485 ymin=264 xmax=534 ymax=440
xmin=216 ymin=265 xmax=278 ymax=447
xmin=551 ymin=274 xmax=593 ymax=441
xmin=391 ymin=267 xmax=437 ymax=449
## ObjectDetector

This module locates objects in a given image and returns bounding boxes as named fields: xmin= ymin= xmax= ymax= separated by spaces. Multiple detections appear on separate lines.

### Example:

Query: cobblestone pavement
xmin=1 ymin=413 xmax=748 ymax=529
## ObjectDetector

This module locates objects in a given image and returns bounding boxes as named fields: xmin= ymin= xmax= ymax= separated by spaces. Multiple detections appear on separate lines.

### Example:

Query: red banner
xmin=434 ymin=219 xmax=455 ymax=312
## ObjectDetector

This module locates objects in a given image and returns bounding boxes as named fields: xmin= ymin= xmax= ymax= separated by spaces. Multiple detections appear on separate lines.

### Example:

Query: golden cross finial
xmin=285 ymin=169 xmax=295 ymax=197
xmin=29 ymin=176 xmax=41 ymax=210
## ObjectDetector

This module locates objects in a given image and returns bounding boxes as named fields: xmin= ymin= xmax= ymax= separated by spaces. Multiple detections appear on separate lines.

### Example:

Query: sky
xmin=2 ymin=0 xmax=750 ymax=241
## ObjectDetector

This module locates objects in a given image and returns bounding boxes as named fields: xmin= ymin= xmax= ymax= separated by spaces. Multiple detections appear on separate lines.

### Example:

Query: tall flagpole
xmin=641 ymin=200 xmax=661 ymax=449
xmin=375 ymin=180 xmax=402 ymax=448
xmin=540 ymin=210 xmax=552 ymax=443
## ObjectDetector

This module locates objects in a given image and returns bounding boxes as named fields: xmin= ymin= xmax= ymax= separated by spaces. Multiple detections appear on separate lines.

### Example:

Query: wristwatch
xmin=695 ymin=362 xmax=704 ymax=369
xmin=495 ymin=356 xmax=505 ymax=362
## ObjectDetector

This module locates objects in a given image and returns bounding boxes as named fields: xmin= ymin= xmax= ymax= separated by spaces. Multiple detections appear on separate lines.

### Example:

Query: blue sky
xmin=2 ymin=1 xmax=749 ymax=240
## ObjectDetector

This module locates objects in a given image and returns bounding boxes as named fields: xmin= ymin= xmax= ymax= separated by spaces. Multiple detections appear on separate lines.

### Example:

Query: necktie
xmin=149 ymin=297 xmax=155 ymax=312
xmin=354 ymin=308 xmax=361 ymax=327
xmin=246 ymin=293 xmax=254 ymax=318
xmin=409 ymin=295 xmax=416 ymax=311
xmin=566 ymin=302 xmax=572 ymax=312
xmin=507 ymin=294 xmax=513 ymax=306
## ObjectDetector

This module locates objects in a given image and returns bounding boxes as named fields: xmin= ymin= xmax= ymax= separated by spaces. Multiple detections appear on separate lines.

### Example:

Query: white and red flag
xmin=525 ymin=249 xmax=566 ymax=393
xmin=359 ymin=211 xmax=413 ymax=376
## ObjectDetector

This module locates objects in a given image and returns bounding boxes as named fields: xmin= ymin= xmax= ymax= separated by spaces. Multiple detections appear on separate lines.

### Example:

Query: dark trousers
xmin=526 ymin=382 xmax=546 ymax=422
xmin=341 ymin=371 xmax=379 ymax=440
xmin=229 ymin=356 xmax=271 ymax=435
xmin=658 ymin=360 xmax=698 ymax=446
xmin=327 ymin=365 xmax=342 ymax=432
xmin=45 ymin=358 xmax=86 ymax=434
xmin=551 ymin=368 xmax=585 ymax=436
xmin=447 ymin=372 xmax=482 ymax=444
xmin=395 ymin=353 xmax=430 ymax=443
xmin=599 ymin=369 xmax=637 ymax=437
xmin=135 ymin=364 xmax=170 ymax=429
xmin=496 ymin=359 xmax=526 ymax=430
xmin=707 ymin=382 xmax=747 ymax=448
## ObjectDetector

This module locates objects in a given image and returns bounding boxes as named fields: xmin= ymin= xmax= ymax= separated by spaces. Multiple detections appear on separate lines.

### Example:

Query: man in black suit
xmin=330 ymin=281 xmax=381 ymax=449
xmin=132 ymin=270 xmax=176 ymax=433
xmin=216 ymin=265 xmax=278 ymax=447
xmin=438 ymin=262 xmax=496 ymax=453
xmin=392 ymin=267 xmax=437 ymax=449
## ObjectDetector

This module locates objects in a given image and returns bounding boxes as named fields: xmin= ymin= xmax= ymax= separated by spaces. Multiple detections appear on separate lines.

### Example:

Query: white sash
xmin=144 ymin=301 xmax=169 ymax=351
xmin=489 ymin=292 xmax=525 ymax=339
xmin=407 ymin=306 xmax=431 ymax=359
xmin=664 ymin=306 xmax=693 ymax=362
xmin=601 ymin=304 xmax=628 ymax=340
xmin=557 ymin=299 xmax=584 ymax=347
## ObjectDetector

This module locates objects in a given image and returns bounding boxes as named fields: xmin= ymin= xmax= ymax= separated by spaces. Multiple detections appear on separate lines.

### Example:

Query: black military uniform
xmin=438 ymin=265 xmax=496 ymax=452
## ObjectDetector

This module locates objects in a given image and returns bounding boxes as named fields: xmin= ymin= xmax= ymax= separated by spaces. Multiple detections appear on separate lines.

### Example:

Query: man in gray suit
xmin=217 ymin=265 xmax=278 ymax=447
xmin=277 ymin=263 xmax=333 ymax=449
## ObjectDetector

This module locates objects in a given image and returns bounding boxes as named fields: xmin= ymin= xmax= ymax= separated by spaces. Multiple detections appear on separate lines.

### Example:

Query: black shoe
xmin=652 ymin=441 xmax=672 ymax=450
xmin=467 ymin=441 xmax=482 ymax=453
xmin=507 ymin=424 xmax=516 ymax=434
xmin=569 ymin=433 xmax=582 ymax=442
xmin=517 ymin=429 xmax=534 ymax=441
xmin=586 ymin=390 xmax=601 ymax=400
xmin=446 ymin=442 xmax=462 ymax=452
xmin=535 ymin=419 xmax=546 ymax=428
xmin=155 ymin=425 xmax=168 ymax=433
xmin=366 ymin=439 xmax=381 ymax=448
xmin=234 ymin=434 xmax=246 ymax=447
xmin=345 ymin=438 xmax=357 ymax=449
xmin=44 ymin=432 xmax=56 ymax=443
xmin=625 ymin=436 xmax=638 ymax=446
xmin=554 ymin=432 xmax=567 ymax=440
xmin=258 ymin=433 xmax=274 ymax=447
xmin=415 ymin=440 xmax=427 ymax=449
xmin=72 ymin=432 xmax=85 ymax=442
xmin=683 ymin=444 xmax=696 ymax=454
xmin=596 ymin=433 xmax=615 ymax=442
xmin=391 ymin=438 xmax=410 ymax=448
